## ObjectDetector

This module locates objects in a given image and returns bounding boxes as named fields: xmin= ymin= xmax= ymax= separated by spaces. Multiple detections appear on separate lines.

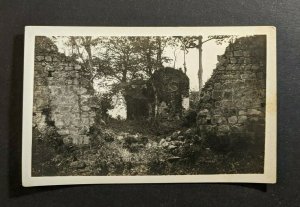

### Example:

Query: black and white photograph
xmin=22 ymin=27 xmax=276 ymax=186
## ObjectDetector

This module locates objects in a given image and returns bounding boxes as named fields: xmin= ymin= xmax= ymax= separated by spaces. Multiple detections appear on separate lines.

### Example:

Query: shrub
xmin=32 ymin=126 xmax=67 ymax=176
xmin=182 ymin=109 xmax=197 ymax=127
xmin=123 ymin=134 xmax=144 ymax=153
xmin=205 ymin=130 xmax=253 ymax=154
xmin=91 ymin=143 xmax=125 ymax=175
xmin=145 ymin=147 xmax=170 ymax=175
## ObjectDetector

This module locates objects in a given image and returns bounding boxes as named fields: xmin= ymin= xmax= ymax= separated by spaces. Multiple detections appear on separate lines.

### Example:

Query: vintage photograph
xmin=22 ymin=27 xmax=276 ymax=185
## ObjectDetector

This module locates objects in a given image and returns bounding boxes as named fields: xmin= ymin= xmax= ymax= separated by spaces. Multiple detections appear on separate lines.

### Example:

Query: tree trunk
xmin=156 ymin=37 xmax=163 ymax=69
xmin=146 ymin=45 xmax=152 ymax=76
xmin=198 ymin=36 xmax=203 ymax=94
xmin=183 ymin=41 xmax=187 ymax=73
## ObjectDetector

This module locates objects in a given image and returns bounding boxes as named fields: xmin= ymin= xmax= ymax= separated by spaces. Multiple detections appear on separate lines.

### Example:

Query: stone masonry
xmin=197 ymin=36 xmax=266 ymax=140
xmin=33 ymin=36 xmax=96 ymax=145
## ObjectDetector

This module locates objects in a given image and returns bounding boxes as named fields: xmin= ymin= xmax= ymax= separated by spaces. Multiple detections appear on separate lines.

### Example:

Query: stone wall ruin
xmin=33 ymin=36 xmax=97 ymax=145
xmin=197 ymin=35 xmax=266 ymax=148
xmin=122 ymin=67 xmax=190 ymax=120
xmin=150 ymin=67 xmax=190 ymax=119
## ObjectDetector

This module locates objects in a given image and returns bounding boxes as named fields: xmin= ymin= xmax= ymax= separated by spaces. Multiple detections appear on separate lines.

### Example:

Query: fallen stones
xmin=168 ymin=144 xmax=177 ymax=150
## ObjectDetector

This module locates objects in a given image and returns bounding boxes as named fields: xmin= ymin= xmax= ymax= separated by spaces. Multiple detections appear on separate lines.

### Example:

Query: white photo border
xmin=22 ymin=26 xmax=277 ymax=186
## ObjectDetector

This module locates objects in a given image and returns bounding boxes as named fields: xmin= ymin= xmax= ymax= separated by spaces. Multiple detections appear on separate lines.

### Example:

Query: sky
xmin=163 ymin=38 xmax=229 ymax=91
xmin=54 ymin=36 xmax=230 ymax=91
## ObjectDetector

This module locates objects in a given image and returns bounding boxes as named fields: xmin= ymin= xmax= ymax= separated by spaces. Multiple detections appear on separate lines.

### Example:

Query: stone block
xmin=228 ymin=116 xmax=238 ymax=124
xmin=45 ymin=56 xmax=52 ymax=62
xmin=81 ymin=105 xmax=91 ymax=112
xmin=239 ymin=110 xmax=246 ymax=115
xmin=219 ymin=66 xmax=225 ymax=70
xmin=52 ymin=57 xmax=59 ymax=62
xmin=69 ymin=127 xmax=79 ymax=134
xmin=212 ymin=90 xmax=223 ymax=100
xmin=69 ymin=71 xmax=76 ymax=78
xmin=71 ymin=118 xmax=80 ymax=126
xmin=214 ymin=83 xmax=222 ymax=90
xmin=221 ymin=100 xmax=232 ymax=107
xmin=81 ymin=112 xmax=90 ymax=118
xmin=223 ymin=91 xmax=233 ymax=99
xmin=212 ymin=115 xmax=227 ymax=124
xmin=238 ymin=115 xmax=247 ymax=123
xmin=217 ymin=125 xmax=230 ymax=134
xmin=198 ymin=109 xmax=210 ymax=116
xmin=259 ymin=80 xmax=266 ymax=89
xmin=65 ymin=66 xmax=73 ymax=71
xmin=260 ymin=89 xmax=266 ymax=97
xmin=55 ymin=120 xmax=64 ymax=129
xmin=251 ymin=64 xmax=260 ymax=70
xmin=57 ymin=129 xmax=70 ymax=135
xmin=79 ymin=126 xmax=89 ymax=134
xmin=36 ymin=56 xmax=44 ymax=61
xmin=83 ymin=136 xmax=90 ymax=144
xmin=247 ymin=109 xmax=262 ymax=116
xmin=203 ymin=103 xmax=212 ymax=109
xmin=243 ymin=51 xmax=251 ymax=57
xmin=245 ymin=65 xmax=252 ymax=70
xmin=226 ymin=64 xmax=233 ymax=70
xmin=34 ymin=77 xmax=46 ymax=86
xmin=71 ymin=135 xmax=83 ymax=145
xmin=244 ymin=57 xmax=251 ymax=64
xmin=45 ymin=65 xmax=55 ymax=71
xmin=78 ymin=87 xmax=88 ymax=95
xmin=238 ymin=57 xmax=245 ymax=64
xmin=74 ymin=65 xmax=81 ymax=70
xmin=199 ymin=117 xmax=207 ymax=125
xmin=217 ymin=55 xmax=223 ymax=61
xmin=240 ymin=73 xmax=255 ymax=80
xmin=225 ymin=51 xmax=233 ymax=57
xmin=256 ymin=72 xmax=265 ymax=79
xmin=63 ymin=136 xmax=73 ymax=145
xmin=248 ymin=116 xmax=259 ymax=122
xmin=214 ymin=101 xmax=222 ymax=107
xmin=225 ymin=45 xmax=233 ymax=52
xmin=63 ymin=117 xmax=72 ymax=126
xmin=232 ymin=64 xmax=240 ymax=70
xmin=230 ymin=57 xmax=237 ymax=64
xmin=202 ymin=93 xmax=211 ymax=102
xmin=65 ymin=79 xmax=73 ymax=85
xmin=89 ymin=118 xmax=95 ymax=125
xmin=204 ymin=125 xmax=216 ymax=133
xmin=233 ymin=50 xmax=243 ymax=57
xmin=213 ymin=108 xmax=222 ymax=115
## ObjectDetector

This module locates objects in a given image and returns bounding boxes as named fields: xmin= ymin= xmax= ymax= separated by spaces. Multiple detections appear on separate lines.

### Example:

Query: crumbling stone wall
xmin=33 ymin=37 xmax=96 ymax=145
xmin=149 ymin=67 xmax=190 ymax=119
xmin=197 ymin=36 xmax=266 ymax=143
xmin=123 ymin=68 xmax=190 ymax=120
xmin=124 ymin=80 xmax=151 ymax=120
